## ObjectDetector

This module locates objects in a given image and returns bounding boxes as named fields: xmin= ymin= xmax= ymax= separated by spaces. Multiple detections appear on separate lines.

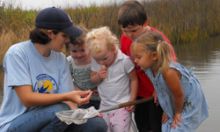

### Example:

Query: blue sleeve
xmin=58 ymin=54 xmax=74 ymax=93
xmin=3 ymin=50 xmax=32 ymax=87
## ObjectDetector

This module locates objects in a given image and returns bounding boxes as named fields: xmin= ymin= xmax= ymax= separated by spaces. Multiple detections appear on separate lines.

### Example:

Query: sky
xmin=1 ymin=0 xmax=124 ymax=10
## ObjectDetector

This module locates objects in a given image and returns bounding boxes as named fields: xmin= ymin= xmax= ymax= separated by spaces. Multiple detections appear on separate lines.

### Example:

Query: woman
xmin=0 ymin=7 xmax=107 ymax=132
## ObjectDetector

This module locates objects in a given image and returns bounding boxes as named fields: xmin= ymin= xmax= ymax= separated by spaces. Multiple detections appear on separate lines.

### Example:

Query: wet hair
xmin=29 ymin=28 xmax=59 ymax=45
xmin=132 ymin=31 xmax=174 ymax=71
xmin=118 ymin=0 xmax=147 ymax=28
xmin=86 ymin=26 xmax=119 ymax=55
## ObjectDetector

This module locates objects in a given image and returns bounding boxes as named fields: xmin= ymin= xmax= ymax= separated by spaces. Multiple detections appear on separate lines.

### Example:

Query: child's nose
xmin=134 ymin=59 xmax=138 ymax=63
xmin=76 ymin=52 xmax=82 ymax=57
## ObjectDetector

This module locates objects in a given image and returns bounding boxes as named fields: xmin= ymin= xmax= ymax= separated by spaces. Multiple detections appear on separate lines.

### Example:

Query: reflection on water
xmin=0 ymin=36 xmax=220 ymax=131
xmin=174 ymin=36 xmax=220 ymax=132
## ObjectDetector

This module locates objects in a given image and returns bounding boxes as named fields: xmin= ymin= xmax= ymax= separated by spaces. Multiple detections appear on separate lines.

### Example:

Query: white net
xmin=56 ymin=106 xmax=99 ymax=125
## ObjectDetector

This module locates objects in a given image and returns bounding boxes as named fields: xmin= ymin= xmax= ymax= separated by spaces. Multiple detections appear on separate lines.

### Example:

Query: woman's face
xmin=49 ymin=31 xmax=70 ymax=52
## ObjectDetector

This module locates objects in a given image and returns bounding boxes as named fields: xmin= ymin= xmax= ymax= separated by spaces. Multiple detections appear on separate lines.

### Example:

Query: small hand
xmin=98 ymin=65 xmax=108 ymax=79
xmin=125 ymin=105 xmax=134 ymax=112
xmin=91 ymin=89 xmax=99 ymax=96
xmin=162 ymin=112 xmax=168 ymax=123
xmin=171 ymin=113 xmax=182 ymax=128
xmin=153 ymin=91 xmax=159 ymax=105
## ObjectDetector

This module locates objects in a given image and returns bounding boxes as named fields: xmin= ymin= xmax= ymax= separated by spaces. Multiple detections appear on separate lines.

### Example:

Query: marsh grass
xmin=0 ymin=0 xmax=220 ymax=89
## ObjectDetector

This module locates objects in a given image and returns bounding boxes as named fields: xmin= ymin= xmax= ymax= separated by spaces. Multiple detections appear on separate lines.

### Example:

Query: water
xmin=0 ymin=36 xmax=220 ymax=131
xmin=174 ymin=36 xmax=220 ymax=132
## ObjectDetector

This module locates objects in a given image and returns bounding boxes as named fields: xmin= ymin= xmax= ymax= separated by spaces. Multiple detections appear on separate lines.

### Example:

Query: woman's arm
xmin=15 ymin=85 xmax=92 ymax=107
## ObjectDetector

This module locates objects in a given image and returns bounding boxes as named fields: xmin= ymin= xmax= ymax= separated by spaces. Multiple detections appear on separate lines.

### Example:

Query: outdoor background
xmin=0 ymin=0 xmax=220 ymax=131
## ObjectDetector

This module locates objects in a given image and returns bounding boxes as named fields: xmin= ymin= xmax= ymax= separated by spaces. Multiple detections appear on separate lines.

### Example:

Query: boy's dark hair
xmin=70 ymin=26 xmax=88 ymax=46
xmin=29 ymin=28 xmax=59 ymax=45
xmin=118 ymin=0 xmax=147 ymax=28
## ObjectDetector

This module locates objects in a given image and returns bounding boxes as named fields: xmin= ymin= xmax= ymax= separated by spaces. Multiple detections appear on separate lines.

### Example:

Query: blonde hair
xmin=86 ymin=26 xmax=119 ymax=55
xmin=132 ymin=31 xmax=174 ymax=71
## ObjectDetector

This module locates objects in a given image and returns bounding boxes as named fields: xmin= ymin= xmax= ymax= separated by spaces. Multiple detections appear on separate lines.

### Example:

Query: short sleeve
xmin=58 ymin=54 xmax=74 ymax=93
xmin=3 ymin=51 xmax=32 ymax=87
xmin=123 ymin=57 xmax=134 ymax=74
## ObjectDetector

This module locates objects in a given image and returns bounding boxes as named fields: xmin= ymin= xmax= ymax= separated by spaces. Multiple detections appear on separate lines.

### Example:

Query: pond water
xmin=0 ymin=36 xmax=220 ymax=131
xmin=174 ymin=36 xmax=220 ymax=132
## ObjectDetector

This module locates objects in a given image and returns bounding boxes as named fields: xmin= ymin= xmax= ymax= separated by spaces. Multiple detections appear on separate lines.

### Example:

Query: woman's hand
xmin=65 ymin=90 xmax=92 ymax=106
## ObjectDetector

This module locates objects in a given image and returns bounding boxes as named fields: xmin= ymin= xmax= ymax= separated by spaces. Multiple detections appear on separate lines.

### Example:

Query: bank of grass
xmin=0 ymin=0 xmax=220 ymax=88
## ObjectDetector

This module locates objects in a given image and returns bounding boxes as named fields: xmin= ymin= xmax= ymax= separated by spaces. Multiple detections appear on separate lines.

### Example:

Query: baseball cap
xmin=35 ymin=7 xmax=82 ymax=39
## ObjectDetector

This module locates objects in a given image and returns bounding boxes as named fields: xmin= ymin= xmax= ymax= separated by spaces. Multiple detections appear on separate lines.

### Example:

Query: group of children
xmin=67 ymin=1 xmax=208 ymax=132
xmin=66 ymin=1 xmax=208 ymax=132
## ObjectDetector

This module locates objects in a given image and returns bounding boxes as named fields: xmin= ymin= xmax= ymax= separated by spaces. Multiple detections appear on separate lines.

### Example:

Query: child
xmin=118 ymin=1 xmax=176 ymax=131
xmin=131 ymin=31 xmax=208 ymax=132
xmin=67 ymin=27 xmax=100 ymax=109
xmin=86 ymin=26 xmax=138 ymax=132
xmin=0 ymin=7 xmax=107 ymax=132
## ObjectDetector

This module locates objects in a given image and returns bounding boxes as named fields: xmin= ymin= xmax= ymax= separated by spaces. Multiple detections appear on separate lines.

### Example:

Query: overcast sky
xmin=1 ymin=0 xmax=124 ymax=10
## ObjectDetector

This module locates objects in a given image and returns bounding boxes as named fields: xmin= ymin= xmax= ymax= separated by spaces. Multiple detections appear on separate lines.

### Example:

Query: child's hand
xmin=153 ymin=91 xmax=159 ymax=105
xmin=98 ymin=113 xmax=104 ymax=118
xmin=125 ymin=105 xmax=134 ymax=112
xmin=162 ymin=112 xmax=168 ymax=123
xmin=171 ymin=113 xmax=182 ymax=128
xmin=98 ymin=65 xmax=108 ymax=79
xmin=91 ymin=88 xmax=99 ymax=96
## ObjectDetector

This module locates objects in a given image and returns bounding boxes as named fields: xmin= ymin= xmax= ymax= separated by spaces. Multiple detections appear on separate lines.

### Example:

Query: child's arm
xmin=128 ymin=69 xmax=138 ymax=102
xmin=125 ymin=69 xmax=138 ymax=111
xmin=163 ymin=68 xmax=184 ymax=128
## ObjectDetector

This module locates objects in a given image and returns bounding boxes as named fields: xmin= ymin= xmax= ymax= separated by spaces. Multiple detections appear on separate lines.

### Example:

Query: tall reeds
xmin=0 ymin=0 xmax=220 ymax=88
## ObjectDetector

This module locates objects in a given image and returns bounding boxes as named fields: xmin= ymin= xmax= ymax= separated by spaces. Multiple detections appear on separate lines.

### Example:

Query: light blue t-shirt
xmin=145 ymin=62 xmax=208 ymax=132
xmin=0 ymin=41 xmax=73 ymax=131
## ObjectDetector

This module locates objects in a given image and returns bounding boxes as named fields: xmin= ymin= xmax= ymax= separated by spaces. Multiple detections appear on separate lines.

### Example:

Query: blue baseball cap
xmin=35 ymin=7 xmax=82 ymax=39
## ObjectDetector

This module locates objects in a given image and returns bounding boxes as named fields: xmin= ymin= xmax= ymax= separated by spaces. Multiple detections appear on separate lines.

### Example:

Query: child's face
xmin=121 ymin=24 xmax=145 ymax=40
xmin=69 ymin=43 xmax=89 ymax=62
xmin=92 ymin=46 xmax=116 ymax=67
xmin=132 ymin=44 xmax=156 ymax=70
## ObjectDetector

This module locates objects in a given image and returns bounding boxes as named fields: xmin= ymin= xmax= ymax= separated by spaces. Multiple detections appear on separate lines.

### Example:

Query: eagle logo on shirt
xmin=34 ymin=74 xmax=58 ymax=93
